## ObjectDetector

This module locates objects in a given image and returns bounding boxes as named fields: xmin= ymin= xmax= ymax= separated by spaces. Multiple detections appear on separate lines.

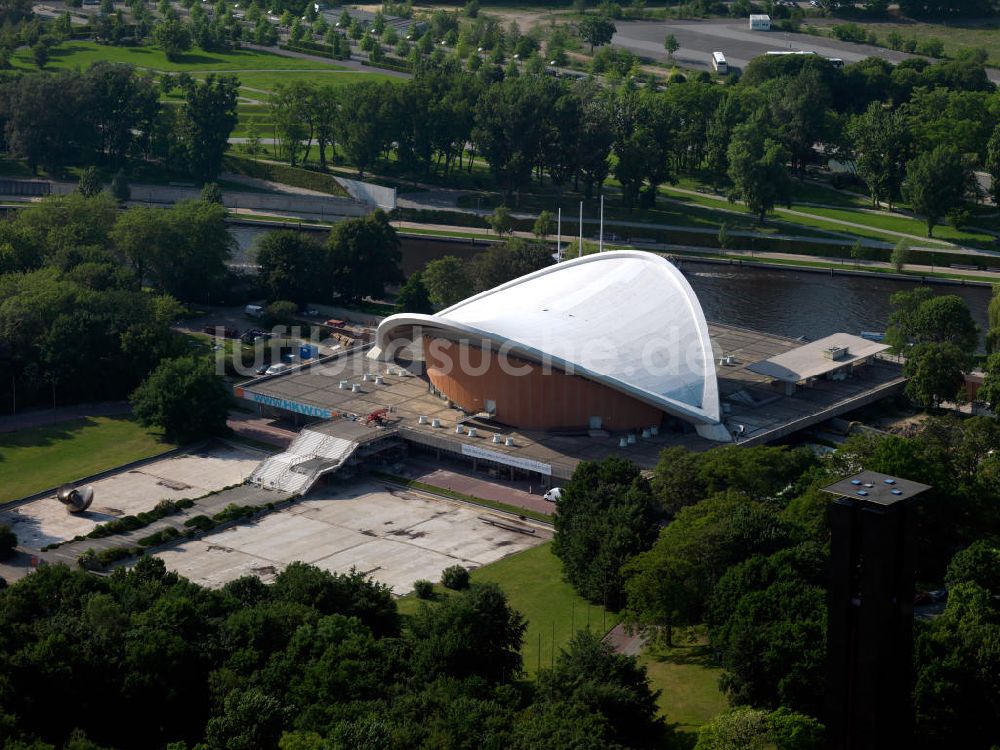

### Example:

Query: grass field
xmin=397 ymin=542 xmax=616 ymax=677
xmin=235 ymin=69 xmax=401 ymax=93
xmin=823 ymin=18 xmax=1000 ymax=67
xmin=639 ymin=635 xmax=729 ymax=736
xmin=12 ymin=41 xmax=345 ymax=73
xmin=396 ymin=541 xmax=728 ymax=736
xmin=0 ymin=416 xmax=175 ymax=504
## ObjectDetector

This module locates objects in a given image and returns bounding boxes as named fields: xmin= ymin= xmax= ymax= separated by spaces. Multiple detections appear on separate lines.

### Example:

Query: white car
xmin=543 ymin=487 xmax=563 ymax=503
xmin=265 ymin=363 xmax=291 ymax=376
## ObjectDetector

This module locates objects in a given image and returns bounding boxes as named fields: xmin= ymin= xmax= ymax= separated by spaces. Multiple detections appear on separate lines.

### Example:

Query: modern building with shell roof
xmin=372 ymin=251 xmax=731 ymax=442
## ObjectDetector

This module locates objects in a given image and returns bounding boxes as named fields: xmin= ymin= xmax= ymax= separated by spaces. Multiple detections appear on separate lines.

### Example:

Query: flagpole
xmin=556 ymin=207 xmax=562 ymax=261
xmin=599 ymin=194 xmax=604 ymax=253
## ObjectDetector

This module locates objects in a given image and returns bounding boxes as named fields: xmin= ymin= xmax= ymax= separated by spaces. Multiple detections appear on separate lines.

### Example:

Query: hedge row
xmin=279 ymin=42 xmax=350 ymax=61
xmin=360 ymin=58 xmax=412 ymax=74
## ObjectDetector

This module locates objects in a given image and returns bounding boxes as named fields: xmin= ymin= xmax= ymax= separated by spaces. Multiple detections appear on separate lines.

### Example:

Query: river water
xmin=230 ymin=225 xmax=992 ymax=341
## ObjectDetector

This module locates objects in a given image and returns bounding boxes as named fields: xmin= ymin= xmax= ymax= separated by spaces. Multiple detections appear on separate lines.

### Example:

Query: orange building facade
xmin=424 ymin=337 xmax=665 ymax=431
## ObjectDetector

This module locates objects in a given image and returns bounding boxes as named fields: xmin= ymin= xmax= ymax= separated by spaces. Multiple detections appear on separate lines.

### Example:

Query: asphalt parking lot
xmin=155 ymin=480 xmax=550 ymax=595
xmin=611 ymin=18 xmax=990 ymax=79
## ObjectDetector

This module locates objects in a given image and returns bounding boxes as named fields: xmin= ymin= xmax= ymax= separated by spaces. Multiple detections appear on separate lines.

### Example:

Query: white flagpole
xmin=578 ymin=201 xmax=583 ymax=258
xmin=599 ymin=194 xmax=604 ymax=253
xmin=556 ymin=207 xmax=562 ymax=261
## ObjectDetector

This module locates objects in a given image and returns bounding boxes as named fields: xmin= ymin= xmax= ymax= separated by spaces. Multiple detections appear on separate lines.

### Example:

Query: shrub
xmin=137 ymin=527 xmax=181 ymax=547
xmin=441 ymin=565 xmax=470 ymax=590
xmin=184 ymin=514 xmax=217 ymax=531
xmin=78 ymin=546 xmax=139 ymax=570
xmin=0 ymin=524 xmax=17 ymax=559
xmin=212 ymin=504 xmax=257 ymax=523
xmin=414 ymin=579 xmax=435 ymax=599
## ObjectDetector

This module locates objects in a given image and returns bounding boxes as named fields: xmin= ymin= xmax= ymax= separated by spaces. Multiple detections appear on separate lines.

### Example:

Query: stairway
xmin=249 ymin=428 xmax=359 ymax=495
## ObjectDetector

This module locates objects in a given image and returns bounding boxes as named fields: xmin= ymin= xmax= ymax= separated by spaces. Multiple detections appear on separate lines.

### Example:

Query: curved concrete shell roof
xmin=375 ymin=251 xmax=722 ymax=430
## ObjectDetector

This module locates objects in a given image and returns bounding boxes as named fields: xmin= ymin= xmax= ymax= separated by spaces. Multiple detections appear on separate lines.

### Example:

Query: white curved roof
xmin=376 ymin=251 xmax=720 ymax=426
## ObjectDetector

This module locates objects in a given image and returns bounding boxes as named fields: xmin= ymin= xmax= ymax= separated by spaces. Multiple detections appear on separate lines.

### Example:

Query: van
xmin=245 ymin=304 xmax=264 ymax=319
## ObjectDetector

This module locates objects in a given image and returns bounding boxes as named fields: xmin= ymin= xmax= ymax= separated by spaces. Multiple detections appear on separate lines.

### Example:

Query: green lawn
xmin=13 ymin=41 xmax=344 ymax=73
xmin=819 ymin=18 xmax=1000 ymax=67
xmin=398 ymin=542 xmax=615 ymax=677
xmin=234 ymin=69 xmax=401 ymax=93
xmin=397 ymin=541 xmax=728 ymax=736
xmin=639 ymin=635 xmax=729 ymax=735
xmin=0 ymin=416 xmax=175 ymax=504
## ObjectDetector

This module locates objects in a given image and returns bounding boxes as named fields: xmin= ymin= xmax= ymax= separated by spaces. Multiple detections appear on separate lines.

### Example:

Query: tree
xmin=422 ymin=255 xmax=471 ymax=310
xmin=0 ymin=524 xmax=16 ymax=559
xmin=110 ymin=170 xmax=130 ymax=204
xmin=204 ymin=689 xmax=285 ymax=750
xmin=885 ymin=287 xmax=979 ymax=355
xmin=394 ymin=272 xmax=434 ymax=314
xmin=409 ymin=583 xmax=526 ymax=683
xmin=532 ymin=209 xmax=554 ymax=239
xmin=694 ymin=707 xmax=824 ymax=750
xmin=253 ymin=231 xmax=326 ymax=304
xmin=577 ymin=15 xmax=615 ymax=53
xmin=175 ymin=74 xmax=239 ymax=183
xmin=553 ymin=458 xmax=661 ymax=610
xmin=727 ymin=121 xmax=791 ymax=224
xmin=130 ymin=355 xmax=233 ymax=442
xmin=717 ymin=222 xmax=730 ymax=250
xmin=977 ymin=351 xmax=1000 ymax=412
xmin=891 ymin=238 xmax=910 ymax=272
xmin=487 ymin=205 xmax=514 ymax=236
xmin=467 ymin=237 xmax=554 ymax=292
xmin=905 ymin=144 xmax=973 ymax=237
xmin=985 ymin=123 xmax=1000 ymax=207
xmin=903 ymin=342 xmax=969 ymax=409
xmin=153 ymin=18 xmax=192 ymax=61
xmin=664 ymin=33 xmax=679 ymax=60
xmin=945 ymin=538 xmax=1000 ymax=593
xmin=200 ymin=182 xmax=223 ymax=204
xmin=31 ymin=41 xmax=49 ymax=69
xmin=325 ymin=210 xmax=402 ymax=303
xmin=77 ymin=167 xmax=103 ymax=198
xmin=848 ymin=101 xmax=910 ymax=209
xmin=535 ymin=630 xmax=664 ymax=749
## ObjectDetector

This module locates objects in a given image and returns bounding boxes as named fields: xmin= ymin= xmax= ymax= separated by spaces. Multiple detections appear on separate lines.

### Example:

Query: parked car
xmin=265 ymin=363 xmax=291 ymax=376
xmin=543 ymin=488 xmax=563 ymax=503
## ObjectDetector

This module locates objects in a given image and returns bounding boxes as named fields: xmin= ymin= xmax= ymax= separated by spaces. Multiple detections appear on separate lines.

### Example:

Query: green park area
xmin=397 ymin=541 xmax=728 ymax=735
xmin=0 ymin=416 xmax=175 ymax=504
xmin=10 ymin=40 xmax=339 ymax=73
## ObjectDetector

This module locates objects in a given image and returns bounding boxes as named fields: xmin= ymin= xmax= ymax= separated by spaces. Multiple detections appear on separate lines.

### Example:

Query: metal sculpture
xmin=56 ymin=485 xmax=94 ymax=513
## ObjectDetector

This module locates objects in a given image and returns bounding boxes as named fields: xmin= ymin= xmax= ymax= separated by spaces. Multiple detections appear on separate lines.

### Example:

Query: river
xmin=229 ymin=224 xmax=992 ymax=341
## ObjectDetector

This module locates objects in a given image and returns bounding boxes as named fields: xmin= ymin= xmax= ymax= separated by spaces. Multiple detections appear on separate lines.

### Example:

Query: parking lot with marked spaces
xmin=155 ymin=480 xmax=550 ymax=595
xmin=0 ymin=443 xmax=266 ymax=549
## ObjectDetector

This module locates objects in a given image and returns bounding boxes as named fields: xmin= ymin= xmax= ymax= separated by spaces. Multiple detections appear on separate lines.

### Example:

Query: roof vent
xmin=492 ymin=434 xmax=502 ymax=444
xmin=455 ymin=425 xmax=464 ymax=434
xmin=627 ymin=433 xmax=637 ymax=445
xmin=823 ymin=345 xmax=849 ymax=361
xmin=431 ymin=418 xmax=441 ymax=428
xmin=374 ymin=375 xmax=384 ymax=385
xmin=467 ymin=428 xmax=477 ymax=438
xmin=641 ymin=428 xmax=651 ymax=439
xmin=505 ymin=436 xmax=515 ymax=447
xmin=351 ymin=383 xmax=361 ymax=393
xmin=362 ymin=373 xmax=372 ymax=382
xmin=650 ymin=425 xmax=659 ymax=436
xmin=418 ymin=415 xmax=428 ymax=424
xmin=618 ymin=437 xmax=628 ymax=448
xmin=338 ymin=380 xmax=349 ymax=389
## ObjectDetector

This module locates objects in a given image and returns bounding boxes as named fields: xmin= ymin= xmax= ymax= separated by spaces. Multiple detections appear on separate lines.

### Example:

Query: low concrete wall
xmin=335 ymin=176 xmax=396 ymax=210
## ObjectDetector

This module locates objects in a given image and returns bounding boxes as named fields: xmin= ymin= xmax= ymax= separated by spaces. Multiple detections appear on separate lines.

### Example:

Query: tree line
xmin=0 ymin=64 xmax=238 ymax=182
xmin=264 ymin=51 xmax=999 ymax=229
xmin=552 ymin=413 xmax=1000 ymax=748
xmin=0 ymin=557 xmax=673 ymax=749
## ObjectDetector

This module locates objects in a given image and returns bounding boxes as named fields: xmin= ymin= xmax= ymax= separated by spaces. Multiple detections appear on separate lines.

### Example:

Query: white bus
xmin=712 ymin=51 xmax=728 ymax=74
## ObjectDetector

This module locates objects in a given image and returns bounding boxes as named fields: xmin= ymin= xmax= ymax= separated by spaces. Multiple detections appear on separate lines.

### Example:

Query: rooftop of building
xmin=237 ymin=322 xmax=905 ymax=478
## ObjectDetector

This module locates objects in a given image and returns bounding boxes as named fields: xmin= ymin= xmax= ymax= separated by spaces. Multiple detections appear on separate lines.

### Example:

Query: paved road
xmin=612 ymin=18 xmax=1000 ymax=84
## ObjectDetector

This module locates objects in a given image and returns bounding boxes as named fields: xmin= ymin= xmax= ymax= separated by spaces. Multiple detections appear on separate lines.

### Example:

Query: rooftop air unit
xmin=823 ymin=346 xmax=849 ymax=361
